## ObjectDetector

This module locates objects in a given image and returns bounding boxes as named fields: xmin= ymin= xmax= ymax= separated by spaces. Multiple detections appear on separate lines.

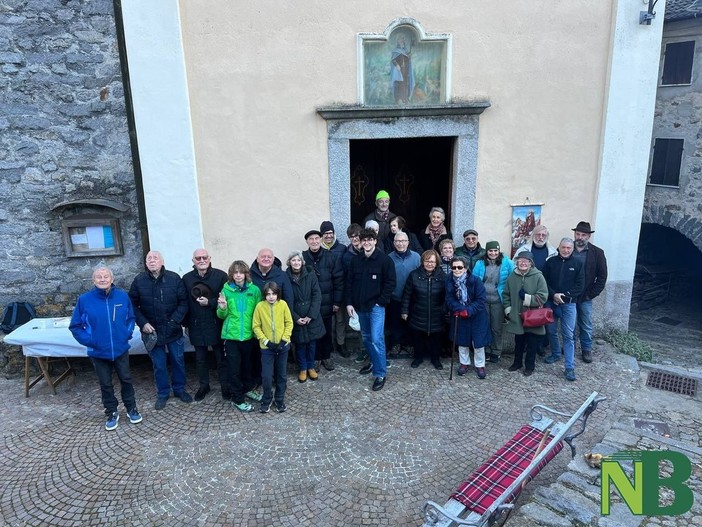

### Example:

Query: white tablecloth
xmin=3 ymin=318 xmax=187 ymax=357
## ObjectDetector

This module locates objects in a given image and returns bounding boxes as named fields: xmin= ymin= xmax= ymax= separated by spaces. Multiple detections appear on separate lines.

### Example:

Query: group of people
xmin=68 ymin=189 xmax=607 ymax=431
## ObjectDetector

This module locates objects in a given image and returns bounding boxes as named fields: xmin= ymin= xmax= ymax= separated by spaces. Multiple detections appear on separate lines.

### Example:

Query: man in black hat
xmin=571 ymin=221 xmax=608 ymax=364
xmin=320 ymin=221 xmax=351 ymax=357
xmin=454 ymin=229 xmax=485 ymax=271
xmin=303 ymin=229 xmax=344 ymax=370
xmin=182 ymin=248 xmax=228 ymax=401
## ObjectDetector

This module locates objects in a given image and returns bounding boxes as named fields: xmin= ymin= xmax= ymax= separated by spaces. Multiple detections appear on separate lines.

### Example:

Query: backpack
xmin=1 ymin=302 xmax=37 ymax=334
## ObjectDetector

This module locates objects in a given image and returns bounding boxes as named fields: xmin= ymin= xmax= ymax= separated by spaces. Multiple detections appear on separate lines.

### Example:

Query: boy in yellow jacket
xmin=252 ymin=281 xmax=293 ymax=413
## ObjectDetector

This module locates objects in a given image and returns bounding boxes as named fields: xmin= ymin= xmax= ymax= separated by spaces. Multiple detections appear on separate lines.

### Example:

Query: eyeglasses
xmin=194 ymin=256 xmax=209 ymax=261
xmin=452 ymin=265 xmax=465 ymax=270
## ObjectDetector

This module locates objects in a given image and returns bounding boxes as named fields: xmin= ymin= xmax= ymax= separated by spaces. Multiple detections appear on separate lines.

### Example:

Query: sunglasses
xmin=452 ymin=265 xmax=465 ymax=270
xmin=194 ymin=256 xmax=209 ymax=261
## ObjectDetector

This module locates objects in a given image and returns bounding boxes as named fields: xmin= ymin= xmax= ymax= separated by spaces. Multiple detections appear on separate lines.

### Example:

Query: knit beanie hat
xmin=516 ymin=251 xmax=535 ymax=266
xmin=485 ymin=241 xmax=500 ymax=251
xmin=319 ymin=221 xmax=335 ymax=234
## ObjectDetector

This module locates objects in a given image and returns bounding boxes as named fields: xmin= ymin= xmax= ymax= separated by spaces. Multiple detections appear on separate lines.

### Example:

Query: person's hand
xmin=276 ymin=340 xmax=289 ymax=353
xmin=217 ymin=293 xmax=227 ymax=309
xmin=296 ymin=318 xmax=306 ymax=326
xmin=347 ymin=305 xmax=356 ymax=318
xmin=265 ymin=340 xmax=276 ymax=350
xmin=197 ymin=296 xmax=209 ymax=307
xmin=401 ymin=314 xmax=408 ymax=321
xmin=332 ymin=305 xmax=339 ymax=313
xmin=518 ymin=289 xmax=526 ymax=300
xmin=142 ymin=322 xmax=155 ymax=334
xmin=455 ymin=310 xmax=469 ymax=318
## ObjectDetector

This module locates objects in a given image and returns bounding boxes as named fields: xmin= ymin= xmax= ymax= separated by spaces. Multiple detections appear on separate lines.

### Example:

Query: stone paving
xmin=0 ymin=337 xmax=630 ymax=527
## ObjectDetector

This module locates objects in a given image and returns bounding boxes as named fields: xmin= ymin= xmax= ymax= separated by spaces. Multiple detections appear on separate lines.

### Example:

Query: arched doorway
xmin=633 ymin=223 xmax=702 ymax=310
xmin=349 ymin=137 xmax=454 ymax=234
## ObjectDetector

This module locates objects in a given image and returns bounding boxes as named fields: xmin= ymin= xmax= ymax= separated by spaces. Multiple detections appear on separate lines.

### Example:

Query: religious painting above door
xmin=358 ymin=18 xmax=451 ymax=106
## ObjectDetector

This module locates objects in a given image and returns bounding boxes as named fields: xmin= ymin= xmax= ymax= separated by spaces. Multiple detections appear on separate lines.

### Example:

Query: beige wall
xmin=178 ymin=1 xmax=613 ymax=267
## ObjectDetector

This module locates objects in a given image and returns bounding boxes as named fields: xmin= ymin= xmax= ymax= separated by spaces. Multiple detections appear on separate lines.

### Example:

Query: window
xmin=61 ymin=215 xmax=124 ymax=257
xmin=649 ymin=138 xmax=684 ymax=187
xmin=661 ymin=41 xmax=695 ymax=85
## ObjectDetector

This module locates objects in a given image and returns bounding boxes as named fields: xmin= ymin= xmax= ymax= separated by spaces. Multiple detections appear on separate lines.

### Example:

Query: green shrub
xmin=603 ymin=330 xmax=653 ymax=362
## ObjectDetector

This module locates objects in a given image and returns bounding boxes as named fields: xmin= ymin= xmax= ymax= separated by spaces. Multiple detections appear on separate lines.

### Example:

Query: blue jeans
xmin=148 ymin=336 xmax=186 ymax=399
xmin=261 ymin=348 xmax=288 ymax=406
xmin=546 ymin=302 xmax=576 ymax=370
xmin=358 ymin=304 xmax=387 ymax=378
xmin=91 ymin=351 xmax=136 ymax=415
xmin=295 ymin=341 xmax=316 ymax=371
xmin=576 ymin=300 xmax=593 ymax=352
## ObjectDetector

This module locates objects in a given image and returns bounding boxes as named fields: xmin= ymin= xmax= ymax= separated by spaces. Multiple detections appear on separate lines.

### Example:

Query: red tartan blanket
xmin=450 ymin=424 xmax=564 ymax=515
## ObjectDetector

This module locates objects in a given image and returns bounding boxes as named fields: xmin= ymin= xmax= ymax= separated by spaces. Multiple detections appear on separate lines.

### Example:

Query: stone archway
xmin=641 ymin=204 xmax=702 ymax=253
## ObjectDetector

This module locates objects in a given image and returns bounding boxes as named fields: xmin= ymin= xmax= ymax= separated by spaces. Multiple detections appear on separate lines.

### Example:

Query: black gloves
xmin=518 ymin=289 xmax=526 ymax=300
xmin=266 ymin=340 xmax=276 ymax=350
xmin=276 ymin=340 xmax=290 ymax=353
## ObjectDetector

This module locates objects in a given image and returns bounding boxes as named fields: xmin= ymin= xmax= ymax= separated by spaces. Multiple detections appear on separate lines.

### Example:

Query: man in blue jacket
xmin=70 ymin=267 xmax=142 ymax=431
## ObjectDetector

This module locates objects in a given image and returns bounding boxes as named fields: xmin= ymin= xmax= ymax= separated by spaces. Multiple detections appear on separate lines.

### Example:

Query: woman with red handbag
xmin=502 ymin=251 xmax=548 ymax=376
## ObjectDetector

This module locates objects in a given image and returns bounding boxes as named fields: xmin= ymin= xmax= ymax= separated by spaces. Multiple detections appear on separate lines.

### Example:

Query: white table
xmin=4 ymin=318 xmax=192 ymax=396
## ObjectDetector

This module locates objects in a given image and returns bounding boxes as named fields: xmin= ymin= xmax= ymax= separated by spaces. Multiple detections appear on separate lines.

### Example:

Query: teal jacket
xmin=216 ymin=281 xmax=262 ymax=341
xmin=472 ymin=257 xmax=515 ymax=303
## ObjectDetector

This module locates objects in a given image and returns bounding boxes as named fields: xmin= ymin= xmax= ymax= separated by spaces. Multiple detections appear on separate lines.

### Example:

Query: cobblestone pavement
xmin=0 ymin=337 xmax=632 ymax=527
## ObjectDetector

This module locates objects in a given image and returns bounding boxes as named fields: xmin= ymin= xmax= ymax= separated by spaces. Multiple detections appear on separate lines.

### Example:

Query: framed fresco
xmin=358 ymin=18 xmax=450 ymax=106
xmin=510 ymin=204 xmax=543 ymax=257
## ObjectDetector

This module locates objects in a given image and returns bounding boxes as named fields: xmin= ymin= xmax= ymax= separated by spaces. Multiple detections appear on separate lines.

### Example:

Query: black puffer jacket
xmin=286 ymin=266 xmax=326 ymax=344
xmin=129 ymin=266 xmax=188 ymax=345
xmin=182 ymin=265 xmax=228 ymax=346
xmin=401 ymin=267 xmax=447 ymax=334
xmin=303 ymin=249 xmax=344 ymax=318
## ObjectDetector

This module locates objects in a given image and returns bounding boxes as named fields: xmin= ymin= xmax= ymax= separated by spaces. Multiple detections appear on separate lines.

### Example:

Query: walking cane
xmin=449 ymin=313 xmax=459 ymax=381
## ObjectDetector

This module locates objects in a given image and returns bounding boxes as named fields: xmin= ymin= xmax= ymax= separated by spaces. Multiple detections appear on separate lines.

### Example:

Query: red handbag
xmin=520 ymin=296 xmax=554 ymax=328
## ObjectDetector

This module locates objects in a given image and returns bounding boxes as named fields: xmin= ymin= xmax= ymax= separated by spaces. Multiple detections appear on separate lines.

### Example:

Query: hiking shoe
xmin=354 ymin=351 xmax=369 ymax=363
xmin=154 ymin=398 xmax=168 ymax=410
xmin=476 ymin=367 xmax=486 ymax=379
xmin=337 ymin=344 xmax=351 ymax=358
xmin=523 ymin=369 xmax=534 ymax=377
xmin=508 ymin=363 xmax=522 ymax=372
xmin=565 ymin=369 xmax=577 ymax=382
xmin=127 ymin=408 xmax=143 ymax=424
xmin=372 ymin=377 xmax=386 ymax=391
xmin=175 ymin=391 xmax=193 ymax=403
xmin=411 ymin=358 xmax=423 ymax=368
xmin=105 ymin=411 xmax=119 ymax=431
xmin=388 ymin=345 xmax=400 ymax=358
xmin=260 ymin=402 xmax=272 ymax=413
xmin=298 ymin=370 xmax=307 ymax=383
xmin=359 ymin=362 xmax=373 ymax=375
xmin=582 ymin=350 xmax=593 ymax=363
xmin=307 ymin=368 xmax=318 ymax=380
xmin=245 ymin=390 xmax=262 ymax=402
xmin=194 ymin=386 xmax=210 ymax=402
xmin=314 ymin=360 xmax=321 ymax=372
xmin=233 ymin=401 xmax=254 ymax=413
xmin=431 ymin=359 xmax=444 ymax=370
xmin=457 ymin=364 xmax=469 ymax=376
xmin=321 ymin=358 xmax=335 ymax=371
xmin=488 ymin=353 xmax=500 ymax=364
xmin=221 ymin=391 xmax=232 ymax=401
xmin=544 ymin=354 xmax=562 ymax=364
xmin=275 ymin=402 xmax=287 ymax=413
xmin=386 ymin=359 xmax=392 ymax=368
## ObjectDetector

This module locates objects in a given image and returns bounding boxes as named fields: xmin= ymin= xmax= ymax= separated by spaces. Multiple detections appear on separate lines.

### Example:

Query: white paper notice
xmin=71 ymin=233 xmax=88 ymax=244
xmin=86 ymin=226 xmax=106 ymax=249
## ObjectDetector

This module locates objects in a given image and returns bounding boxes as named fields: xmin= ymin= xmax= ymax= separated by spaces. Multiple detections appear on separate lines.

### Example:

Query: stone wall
xmin=644 ymin=17 xmax=702 ymax=253
xmin=0 ymin=0 xmax=143 ymax=319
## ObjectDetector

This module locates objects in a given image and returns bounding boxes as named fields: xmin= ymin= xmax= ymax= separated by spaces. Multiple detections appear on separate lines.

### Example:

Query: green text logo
xmin=601 ymin=450 xmax=693 ymax=516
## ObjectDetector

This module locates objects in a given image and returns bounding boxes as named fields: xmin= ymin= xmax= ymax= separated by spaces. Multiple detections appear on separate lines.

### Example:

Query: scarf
xmin=321 ymin=237 xmax=335 ymax=250
xmin=425 ymin=223 xmax=447 ymax=245
xmin=453 ymin=272 xmax=468 ymax=305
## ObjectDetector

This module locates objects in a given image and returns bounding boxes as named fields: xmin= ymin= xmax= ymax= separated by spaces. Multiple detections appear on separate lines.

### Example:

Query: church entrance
xmin=349 ymin=137 xmax=454 ymax=237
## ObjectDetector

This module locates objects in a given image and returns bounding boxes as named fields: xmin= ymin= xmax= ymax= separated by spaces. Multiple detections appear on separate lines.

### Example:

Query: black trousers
xmin=513 ymin=332 xmax=540 ymax=371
